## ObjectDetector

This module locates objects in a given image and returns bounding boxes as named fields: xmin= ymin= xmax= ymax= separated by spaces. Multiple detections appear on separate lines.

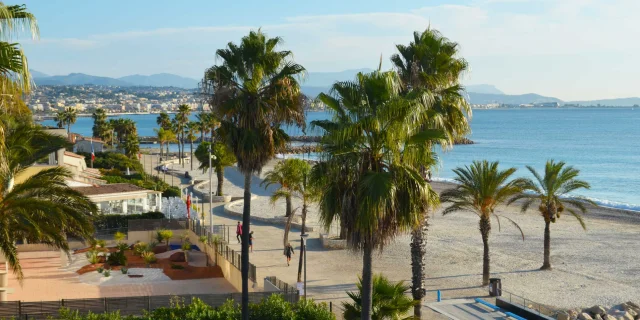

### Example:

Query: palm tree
xmin=195 ymin=141 xmax=236 ymax=196
xmin=342 ymin=274 xmax=417 ymax=320
xmin=391 ymin=28 xmax=472 ymax=317
xmin=440 ymin=160 xmax=525 ymax=285
xmin=0 ymin=3 xmax=39 ymax=116
xmin=509 ymin=160 xmax=595 ymax=270
xmin=312 ymin=70 xmax=444 ymax=320
xmin=202 ymin=30 xmax=306 ymax=319
xmin=91 ymin=108 xmax=112 ymax=145
xmin=156 ymin=112 xmax=172 ymax=131
xmin=195 ymin=113 xmax=214 ymax=142
xmin=54 ymin=110 xmax=65 ymax=128
xmin=0 ymin=116 xmax=97 ymax=280
xmin=174 ymin=104 xmax=191 ymax=167
xmin=186 ymin=121 xmax=199 ymax=171
xmin=62 ymin=107 xmax=78 ymax=134
xmin=261 ymin=160 xmax=298 ymax=219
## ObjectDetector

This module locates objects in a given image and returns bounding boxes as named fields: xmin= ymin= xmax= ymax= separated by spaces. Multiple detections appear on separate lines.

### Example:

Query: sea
xmin=41 ymin=108 xmax=640 ymax=211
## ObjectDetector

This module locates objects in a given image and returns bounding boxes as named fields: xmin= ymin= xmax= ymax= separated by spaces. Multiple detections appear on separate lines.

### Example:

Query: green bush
xmin=157 ymin=229 xmax=173 ymax=246
xmin=116 ymin=243 xmax=129 ymax=252
xmin=181 ymin=241 xmax=191 ymax=252
xmin=97 ymin=267 xmax=104 ymax=273
xmin=51 ymin=295 xmax=335 ymax=320
xmin=103 ymin=269 xmax=111 ymax=277
xmin=107 ymin=250 xmax=127 ymax=266
xmin=170 ymin=264 xmax=184 ymax=270
xmin=162 ymin=186 xmax=181 ymax=198
xmin=121 ymin=267 xmax=128 ymax=274
xmin=141 ymin=251 xmax=157 ymax=266
xmin=78 ymin=151 xmax=143 ymax=173
xmin=133 ymin=242 xmax=150 ymax=256
xmin=86 ymin=250 xmax=100 ymax=265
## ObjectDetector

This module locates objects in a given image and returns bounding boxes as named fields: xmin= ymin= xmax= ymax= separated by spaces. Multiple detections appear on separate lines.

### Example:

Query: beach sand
xmin=142 ymin=154 xmax=640 ymax=313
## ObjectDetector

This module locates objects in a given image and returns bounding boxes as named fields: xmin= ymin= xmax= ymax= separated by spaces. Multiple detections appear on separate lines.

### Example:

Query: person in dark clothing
xmin=284 ymin=243 xmax=295 ymax=266
xmin=249 ymin=231 xmax=254 ymax=252
xmin=236 ymin=221 xmax=242 ymax=243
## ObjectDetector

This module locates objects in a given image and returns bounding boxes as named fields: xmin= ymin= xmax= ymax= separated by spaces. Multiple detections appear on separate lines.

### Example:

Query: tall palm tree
xmin=0 ymin=116 xmax=97 ymax=280
xmin=509 ymin=160 xmax=595 ymax=270
xmin=202 ymin=30 xmax=306 ymax=319
xmin=186 ymin=121 xmax=199 ymax=171
xmin=91 ymin=108 xmax=112 ymax=146
xmin=62 ymin=107 xmax=77 ymax=134
xmin=195 ymin=113 xmax=214 ymax=142
xmin=391 ymin=28 xmax=472 ymax=317
xmin=312 ymin=70 xmax=444 ymax=320
xmin=0 ymin=3 xmax=39 ymax=116
xmin=342 ymin=274 xmax=417 ymax=320
xmin=195 ymin=141 xmax=236 ymax=196
xmin=174 ymin=104 xmax=191 ymax=167
xmin=440 ymin=160 xmax=525 ymax=285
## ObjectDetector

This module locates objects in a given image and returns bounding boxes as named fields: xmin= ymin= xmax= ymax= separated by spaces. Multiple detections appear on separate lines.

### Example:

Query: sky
xmin=18 ymin=0 xmax=640 ymax=101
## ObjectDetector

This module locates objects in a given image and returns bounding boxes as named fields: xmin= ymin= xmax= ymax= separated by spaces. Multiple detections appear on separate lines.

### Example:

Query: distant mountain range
xmin=30 ymin=69 xmax=640 ymax=106
xmin=31 ymin=70 xmax=200 ymax=89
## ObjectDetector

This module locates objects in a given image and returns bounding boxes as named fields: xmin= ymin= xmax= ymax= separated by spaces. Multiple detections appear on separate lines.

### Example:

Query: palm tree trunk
xmin=541 ymin=220 xmax=552 ymax=270
xmin=159 ymin=142 xmax=164 ymax=159
xmin=216 ymin=167 xmax=224 ymax=196
xmin=166 ymin=143 xmax=169 ymax=160
xmin=285 ymin=195 xmax=292 ymax=217
xmin=410 ymin=216 xmax=429 ymax=318
xmin=200 ymin=131 xmax=204 ymax=143
xmin=296 ymin=201 xmax=308 ymax=283
xmin=361 ymin=241 xmax=373 ymax=320
xmin=241 ymin=172 xmax=252 ymax=320
xmin=480 ymin=216 xmax=491 ymax=286
xmin=339 ymin=219 xmax=347 ymax=239
xmin=190 ymin=140 xmax=194 ymax=171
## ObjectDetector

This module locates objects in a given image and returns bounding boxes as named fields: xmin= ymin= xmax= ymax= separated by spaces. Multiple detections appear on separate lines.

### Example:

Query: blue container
xmin=169 ymin=244 xmax=200 ymax=251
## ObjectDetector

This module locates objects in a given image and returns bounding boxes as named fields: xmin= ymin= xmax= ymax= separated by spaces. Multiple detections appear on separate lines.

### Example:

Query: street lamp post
xmin=208 ymin=144 xmax=213 ymax=234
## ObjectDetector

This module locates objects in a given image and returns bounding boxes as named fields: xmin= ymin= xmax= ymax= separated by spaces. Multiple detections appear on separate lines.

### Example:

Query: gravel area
xmin=79 ymin=268 xmax=171 ymax=286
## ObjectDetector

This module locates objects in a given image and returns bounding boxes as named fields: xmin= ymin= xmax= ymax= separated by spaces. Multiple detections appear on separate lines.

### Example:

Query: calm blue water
xmin=42 ymin=108 xmax=640 ymax=210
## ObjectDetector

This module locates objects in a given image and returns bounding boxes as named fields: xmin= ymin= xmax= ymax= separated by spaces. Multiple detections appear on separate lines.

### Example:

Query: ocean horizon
xmin=42 ymin=108 xmax=640 ymax=212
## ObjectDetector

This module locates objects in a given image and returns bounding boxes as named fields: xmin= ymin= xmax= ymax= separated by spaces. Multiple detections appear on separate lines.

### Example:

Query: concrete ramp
xmin=426 ymin=299 xmax=514 ymax=320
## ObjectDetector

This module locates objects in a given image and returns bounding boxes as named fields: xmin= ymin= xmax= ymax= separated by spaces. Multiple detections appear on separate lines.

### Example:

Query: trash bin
xmin=489 ymin=278 xmax=502 ymax=297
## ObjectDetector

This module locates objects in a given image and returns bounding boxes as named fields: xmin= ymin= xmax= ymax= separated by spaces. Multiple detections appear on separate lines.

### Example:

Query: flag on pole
xmin=91 ymin=140 xmax=95 ymax=162
xmin=186 ymin=194 xmax=192 ymax=219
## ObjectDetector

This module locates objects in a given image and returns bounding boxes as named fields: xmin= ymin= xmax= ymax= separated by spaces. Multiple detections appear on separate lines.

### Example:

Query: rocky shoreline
xmin=562 ymin=302 xmax=640 ymax=320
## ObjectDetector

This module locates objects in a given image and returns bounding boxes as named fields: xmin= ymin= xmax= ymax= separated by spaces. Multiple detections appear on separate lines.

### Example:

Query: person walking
xmin=249 ymin=231 xmax=254 ymax=253
xmin=236 ymin=221 xmax=242 ymax=243
xmin=284 ymin=242 xmax=295 ymax=266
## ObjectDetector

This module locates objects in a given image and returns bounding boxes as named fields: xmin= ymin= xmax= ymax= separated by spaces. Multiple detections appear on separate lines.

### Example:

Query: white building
xmin=71 ymin=183 xmax=162 ymax=215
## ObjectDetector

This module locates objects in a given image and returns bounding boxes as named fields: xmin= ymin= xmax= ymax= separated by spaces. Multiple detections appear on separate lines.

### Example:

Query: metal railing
xmin=265 ymin=276 xmax=298 ymax=295
xmin=0 ymin=292 xmax=299 ymax=320
xmin=502 ymin=289 xmax=559 ymax=318
xmin=189 ymin=220 xmax=257 ymax=282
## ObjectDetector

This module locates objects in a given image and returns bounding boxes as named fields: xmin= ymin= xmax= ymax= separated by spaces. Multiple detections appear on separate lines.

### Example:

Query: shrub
xmin=103 ymin=269 xmax=111 ymax=277
xmin=114 ymin=232 xmax=126 ymax=243
xmin=86 ymin=250 xmax=100 ymax=265
xmin=170 ymin=264 xmax=184 ymax=270
xmin=96 ymin=239 xmax=107 ymax=248
xmin=181 ymin=241 xmax=191 ymax=252
xmin=134 ymin=242 xmax=150 ymax=256
xmin=162 ymin=186 xmax=181 ymax=198
xmin=116 ymin=243 xmax=129 ymax=252
xmin=97 ymin=267 xmax=104 ymax=273
xmin=199 ymin=235 xmax=208 ymax=245
xmin=107 ymin=250 xmax=127 ymax=266
xmin=121 ymin=267 xmax=128 ymax=274
xmin=141 ymin=251 xmax=157 ymax=266
xmin=157 ymin=229 xmax=173 ymax=246
xmin=78 ymin=151 xmax=143 ymax=173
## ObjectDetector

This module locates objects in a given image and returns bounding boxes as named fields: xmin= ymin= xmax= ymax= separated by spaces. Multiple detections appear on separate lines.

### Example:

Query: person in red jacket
xmin=236 ymin=221 xmax=242 ymax=243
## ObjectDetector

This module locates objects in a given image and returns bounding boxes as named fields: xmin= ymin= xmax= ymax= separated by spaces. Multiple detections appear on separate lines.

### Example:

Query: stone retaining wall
xmin=319 ymin=233 xmax=347 ymax=250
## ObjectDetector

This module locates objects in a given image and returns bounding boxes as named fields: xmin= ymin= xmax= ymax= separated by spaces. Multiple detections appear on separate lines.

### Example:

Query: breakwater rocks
xmin=290 ymin=136 xmax=321 ymax=142
xmin=284 ymin=145 xmax=321 ymax=154
xmin=454 ymin=137 xmax=474 ymax=145
xmin=561 ymin=302 xmax=640 ymax=320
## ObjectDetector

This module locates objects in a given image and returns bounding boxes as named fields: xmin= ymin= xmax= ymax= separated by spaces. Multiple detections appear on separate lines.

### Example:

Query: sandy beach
xmin=142 ymin=153 xmax=640 ymax=314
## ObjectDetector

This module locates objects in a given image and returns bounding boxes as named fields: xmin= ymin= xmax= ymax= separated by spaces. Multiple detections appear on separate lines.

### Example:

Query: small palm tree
xmin=62 ymin=107 xmax=78 ymax=134
xmin=54 ymin=110 xmax=65 ymax=128
xmin=195 ymin=141 xmax=236 ymax=196
xmin=261 ymin=160 xmax=298 ymax=218
xmin=156 ymin=112 xmax=172 ymax=131
xmin=440 ymin=160 xmax=525 ymax=285
xmin=174 ymin=104 xmax=191 ymax=167
xmin=343 ymin=274 xmax=417 ymax=320
xmin=509 ymin=160 xmax=595 ymax=270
